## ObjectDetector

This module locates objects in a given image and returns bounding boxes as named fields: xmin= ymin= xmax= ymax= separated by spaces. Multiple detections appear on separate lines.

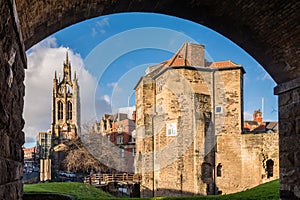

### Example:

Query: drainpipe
xmin=212 ymin=69 xmax=216 ymax=195
xmin=152 ymin=81 xmax=157 ymax=197
xmin=152 ymin=114 xmax=155 ymax=197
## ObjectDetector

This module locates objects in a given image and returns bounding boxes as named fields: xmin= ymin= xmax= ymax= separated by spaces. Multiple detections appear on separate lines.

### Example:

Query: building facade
xmin=244 ymin=109 xmax=278 ymax=133
xmin=36 ymin=131 xmax=52 ymax=181
xmin=23 ymin=147 xmax=38 ymax=174
xmin=134 ymin=43 xmax=278 ymax=197
xmin=94 ymin=112 xmax=136 ymax=173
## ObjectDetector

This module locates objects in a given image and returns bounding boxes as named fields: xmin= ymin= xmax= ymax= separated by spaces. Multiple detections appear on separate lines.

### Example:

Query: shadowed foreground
xmin=24 ymin=180 xmax=279 ymax=200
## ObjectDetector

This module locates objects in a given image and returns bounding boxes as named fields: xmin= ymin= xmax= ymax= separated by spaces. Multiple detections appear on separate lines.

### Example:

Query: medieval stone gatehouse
xmin=134 ymin=43 xmax=278 ymax=197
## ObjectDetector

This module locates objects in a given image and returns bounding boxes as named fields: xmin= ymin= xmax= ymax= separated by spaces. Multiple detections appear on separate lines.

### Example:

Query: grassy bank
xmin=24 ymin=179 xmax=279 ymax=200
xmin=24 ymin=182 xmax=113 ymax=200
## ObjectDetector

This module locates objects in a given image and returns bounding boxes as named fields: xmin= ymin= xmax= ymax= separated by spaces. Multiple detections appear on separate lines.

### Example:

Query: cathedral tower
xmin=51 ymin=50 xmax=81 ymax=145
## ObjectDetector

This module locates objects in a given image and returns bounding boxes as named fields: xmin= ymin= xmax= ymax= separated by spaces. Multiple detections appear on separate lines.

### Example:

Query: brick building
xmin=244 ymin=109 xmax=278 ymax=133
xmin=23 ymin=147 xmax=38 ymax=173
xmin=36 ymin=131 xmax=52 ymax=181
xmin=134 ymin=43 xmax=278 ymax=197
xmin=94 ymin=112 xmax=136 ymax=173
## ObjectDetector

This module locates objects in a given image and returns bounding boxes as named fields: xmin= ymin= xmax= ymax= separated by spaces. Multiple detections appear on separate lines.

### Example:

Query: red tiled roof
xmin=166 ymin=54 xmax=190 ymax=67
xmin=209 ymin=60 xmax=240 ymax=68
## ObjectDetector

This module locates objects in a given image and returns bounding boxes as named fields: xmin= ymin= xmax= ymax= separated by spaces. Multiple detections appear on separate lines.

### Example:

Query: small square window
xmin=117 ymin=136 xmax=123 ymax=144
xmin=215 ymin=106 xmax=222 ymax=114
xmin=166 ymin=123 xmax=177 ymax=136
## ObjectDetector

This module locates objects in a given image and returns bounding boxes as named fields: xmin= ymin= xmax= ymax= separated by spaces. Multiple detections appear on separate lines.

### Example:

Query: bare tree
xmin=63 ymin=138 xmax=109 ymax=173
xmin=64 ymin=121 xmax=129 ymax=173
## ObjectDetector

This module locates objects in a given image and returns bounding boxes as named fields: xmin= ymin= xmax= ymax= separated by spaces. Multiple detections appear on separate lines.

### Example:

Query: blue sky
xmin=24 ymin=12 xmax=278 ymax=147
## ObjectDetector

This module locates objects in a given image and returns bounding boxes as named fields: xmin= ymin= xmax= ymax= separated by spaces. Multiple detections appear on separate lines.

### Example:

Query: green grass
xmin=24 ymin=179 xmax=279 ymax=200
xmin=24 ymin=182 xmax=113 ymax=200
xmin=152 ymin=179 xmax=279 ymax=200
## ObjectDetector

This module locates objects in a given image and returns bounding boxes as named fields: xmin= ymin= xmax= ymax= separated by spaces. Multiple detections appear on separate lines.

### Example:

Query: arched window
xmin=266 ymin=159 xmax=274 ymax=178
xmin=67 ymin=101 xmax=72 ymax=120
xmin=58 ymin=101 xmax=63 ymax=120
xmin=217 ymin=163 xmax=222 ymax=177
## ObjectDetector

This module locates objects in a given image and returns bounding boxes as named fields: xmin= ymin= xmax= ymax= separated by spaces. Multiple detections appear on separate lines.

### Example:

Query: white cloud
xmin=91 ymin=28 xmax=97 ymax=37
xmin=116 ymin=106 xmax=136 ymax=119
xmin=107 ymin=82 xmax=117 ymax=87
xmin=91 ymin=17 xmax=110 ymax=36
xmin=261 ymin=72 xmax=272 ymax=81
xmin=103 ymin=95 xmax=111 ymax=104
xmin=100 ymin=29 xmax=106 ymax=34
xmin=96 ymin=17 xmax=110 ymax=28
xmin=244 ymin=111 xmax=252 ymax=120
xmin=24 ymin=36 xmax=97 ymax=144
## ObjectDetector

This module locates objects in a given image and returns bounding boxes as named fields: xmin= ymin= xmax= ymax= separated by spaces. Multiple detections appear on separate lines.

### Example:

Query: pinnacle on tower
xmin=65 ymin=47 xmax=69 ymax=64
xmin=74 ymin=70 xmax=77 ymax=81
xmin=54 ymin=70 xmax=57 ymax=80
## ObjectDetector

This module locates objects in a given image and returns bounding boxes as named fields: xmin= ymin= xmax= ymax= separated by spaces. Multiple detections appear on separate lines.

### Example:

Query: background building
xmin=244 ymin=109 xmax=278 ymax=133
xmin=36 ymin=131 xmax=52 ymax=181
xmin=94 ymin=112 xmax=136 ymax=173
xmin=38 ymin=51 xmax=81 ymax=180
xmin=134 ymin=43 xmax=279 ymax=197
xmin=23 ymin=147 xmax=38 ymax=174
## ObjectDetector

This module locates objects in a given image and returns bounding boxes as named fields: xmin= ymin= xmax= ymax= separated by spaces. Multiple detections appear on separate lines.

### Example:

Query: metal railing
xmin=84 ymin=173 xmax=141 ymax=186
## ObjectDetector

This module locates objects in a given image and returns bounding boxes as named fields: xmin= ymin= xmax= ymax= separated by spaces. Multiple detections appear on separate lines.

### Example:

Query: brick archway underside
xmin=16 ymin=0 xmax=300 ymax=84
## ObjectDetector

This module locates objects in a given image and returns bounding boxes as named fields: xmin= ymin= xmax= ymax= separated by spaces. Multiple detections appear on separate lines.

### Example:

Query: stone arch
xmin=16 ymin=1 xmax=300 ymax=83
xmin=1 ymin=0 xmax=300 ymax=199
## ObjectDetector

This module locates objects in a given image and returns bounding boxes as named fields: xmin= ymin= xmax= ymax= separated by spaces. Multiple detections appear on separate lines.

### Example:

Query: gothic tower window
xmin=67 ymin=101 xmax=72 ymax=120
xmin=217 ymin=163 xmax=222 ymax=177
xmin=266 ymin=159 xmax=274 ymax=178
xmin=58 ymin=101 xmax=63 ymax=120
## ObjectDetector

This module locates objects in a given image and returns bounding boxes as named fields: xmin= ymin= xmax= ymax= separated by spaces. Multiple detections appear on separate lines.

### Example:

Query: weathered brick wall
xmin=275 ymin=78 xmax=300 ymax=199
xmin=136 ymin=67 xmax=218 ymax=197
xmin=214 ymin=69 xmax=243 ymax=135
xmin=136 ymin=64 xmax=279 ymax=197
xmin=214 ymin=68 xmax=279 ymax=195
xmin=135 ymin=76 xmax=156 ymax=197
xmin=152 ymin=68 xmax=202 ymax=196
xmin=212 ymin=67 xmax=245 ymax=195
xmin=241 ymin=133 xmax=279 ymax=184
xmin=0 ymin=1 xmax=26 ymax=199
xmin=216 ymin=132 xmax=279 ymax=195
